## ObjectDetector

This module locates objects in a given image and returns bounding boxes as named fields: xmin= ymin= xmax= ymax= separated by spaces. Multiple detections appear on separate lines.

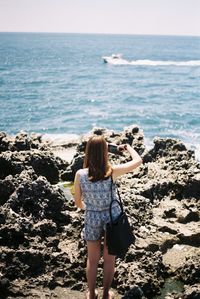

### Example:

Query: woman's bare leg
xmin=86 ymin=240 xmax=101 ymax=299
xmin=102 ymin=237 xmax=116 ymax=299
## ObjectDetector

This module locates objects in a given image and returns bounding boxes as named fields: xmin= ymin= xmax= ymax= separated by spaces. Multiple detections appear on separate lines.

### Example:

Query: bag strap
xmin=109 ymin=175 xmax=124 ymax=223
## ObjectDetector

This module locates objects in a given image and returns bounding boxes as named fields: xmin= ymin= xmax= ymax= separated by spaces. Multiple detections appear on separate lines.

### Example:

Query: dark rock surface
xmin=0 ymin=127 xmax=200 ymax=298
xmin=166 ymin=284 xmax=200 ymax=299
xmin=181 ymin=284 xmax=200 ymax=299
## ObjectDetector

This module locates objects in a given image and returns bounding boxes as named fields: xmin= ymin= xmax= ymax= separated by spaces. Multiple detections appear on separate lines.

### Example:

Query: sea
xmin=0 ymin=33 xmax=200 ymax=158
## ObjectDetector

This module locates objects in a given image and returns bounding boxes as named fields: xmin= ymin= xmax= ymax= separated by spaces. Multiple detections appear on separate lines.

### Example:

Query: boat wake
xmin=102 ymin=54 xmax=200 ymax=66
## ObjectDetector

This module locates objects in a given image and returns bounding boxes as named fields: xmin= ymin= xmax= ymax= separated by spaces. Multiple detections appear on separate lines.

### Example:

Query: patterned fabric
xmin=79 ymin=168 xmax=119 ymax=211
xmin=79 ymin=168 xmax=121 ymax=241
xmin=83 ymin=207 xmax=121 ymax=241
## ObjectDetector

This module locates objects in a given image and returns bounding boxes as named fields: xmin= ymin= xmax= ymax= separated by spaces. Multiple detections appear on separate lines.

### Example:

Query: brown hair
xmin=83 ymin=135 xmax=112 ymax=182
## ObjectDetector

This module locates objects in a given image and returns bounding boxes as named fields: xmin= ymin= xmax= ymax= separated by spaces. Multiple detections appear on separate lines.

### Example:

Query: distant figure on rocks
xmin=74 ymin=135 xmax=142 ymax=299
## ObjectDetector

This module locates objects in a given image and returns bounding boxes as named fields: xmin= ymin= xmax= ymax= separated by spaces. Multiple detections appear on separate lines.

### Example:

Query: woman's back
xmin=79 ymin=168 xmax=118 ymax=211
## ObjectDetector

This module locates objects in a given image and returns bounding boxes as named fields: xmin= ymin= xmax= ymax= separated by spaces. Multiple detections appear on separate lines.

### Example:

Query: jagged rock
xmin=0 ymin=130 xmax=48 ymax=153
xmin=29 ymin=151 xmax=60 ymax=184
xmin=0 ymin=148 xmax=68 ymax=185
xmin=122 ymin=285 xmax=145 ymax=299
xmin=114 ymin=251 xmax=167 ymax=297
xmin=0 ymin=131 xmax=6 ymax=141
xmin=163 ymin=244 xmax=200 ymax=273
xmin=181 ymin=284 xmax=200 ymax=299
xmin=60 ymin=153 xmax=84 ymax=181
xmin=0 ymin=152 xmax=24 ymax=179
xmin=176 ymin=254 xmax=200 ymax=284
xmin=143 ymin=137 xmax=195 ymax=163
xmin=14 ymin=131 xmax=33 ymax=151
xmin=163 ymin=208 xmax=177 ymax=219
xmin=0 ymin=277 xmax=10 ymax=298
xmin=0 ymin=176 xmax=15 ymax=205
xmin=0 ymin=224 xmax=26 ymax=248
xmin=32 ymin=219 xmax=57 ymax=237
xmin=0 ymin=128 xmax=200 ymax=298
xmin=171 ymin=284 xmax=200 ymax=299
xmin=8 ymin=176 xmax=71 ymax=225
xmin=177 ymin=210 xmax=199 ymax=224
xmin=0 ymin=132 xmax=11 ymax=152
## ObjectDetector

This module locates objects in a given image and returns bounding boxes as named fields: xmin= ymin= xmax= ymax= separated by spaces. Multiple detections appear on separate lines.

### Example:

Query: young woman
xmin=74 ymin=135 xmax=142 ymax=299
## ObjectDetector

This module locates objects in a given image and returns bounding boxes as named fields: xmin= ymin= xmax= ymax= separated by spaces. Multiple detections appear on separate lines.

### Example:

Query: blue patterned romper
xmin=79 ymin=168 xmax=121 ymax=241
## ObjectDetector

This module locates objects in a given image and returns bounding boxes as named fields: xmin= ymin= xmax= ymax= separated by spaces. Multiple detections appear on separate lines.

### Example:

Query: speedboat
xmin=102 ymin=54 xmax=122 ymax=63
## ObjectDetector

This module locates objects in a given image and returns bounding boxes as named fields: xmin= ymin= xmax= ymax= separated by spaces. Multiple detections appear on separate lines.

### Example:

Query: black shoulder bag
xmin=106 ymin=177 xmax=135 ymax=258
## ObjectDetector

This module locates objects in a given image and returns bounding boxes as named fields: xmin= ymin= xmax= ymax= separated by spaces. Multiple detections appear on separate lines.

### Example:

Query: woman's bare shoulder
xmin=76 ymin=168 xmax=88 ymax=176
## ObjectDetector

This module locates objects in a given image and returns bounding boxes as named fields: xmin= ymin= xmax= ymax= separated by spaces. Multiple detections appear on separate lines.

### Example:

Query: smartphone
xmin=108 ymin=144 xmax=120 ymax=155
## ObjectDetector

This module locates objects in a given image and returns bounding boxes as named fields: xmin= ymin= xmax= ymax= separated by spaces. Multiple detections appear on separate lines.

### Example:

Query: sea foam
xmin=106 ymin=58 xmax=200 ymax=66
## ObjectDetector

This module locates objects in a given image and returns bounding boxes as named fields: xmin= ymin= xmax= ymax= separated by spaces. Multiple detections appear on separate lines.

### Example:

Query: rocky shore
xmin=0 ymin=127 xmax=199 ymax=299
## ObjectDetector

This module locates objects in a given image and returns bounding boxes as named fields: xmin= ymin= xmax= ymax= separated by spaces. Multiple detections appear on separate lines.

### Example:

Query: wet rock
xmin=122 ymin=285 xmax=145 ymax=299
xmin=171 ymin=284 xmax=200 ymax=299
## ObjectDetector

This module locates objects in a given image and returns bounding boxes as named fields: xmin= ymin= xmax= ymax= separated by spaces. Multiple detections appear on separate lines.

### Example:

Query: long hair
xmin=83 ymin=135 xmax=112 ymax=182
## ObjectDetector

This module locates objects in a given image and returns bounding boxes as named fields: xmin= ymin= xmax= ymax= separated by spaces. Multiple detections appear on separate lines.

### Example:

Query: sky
xmin=0 ymin=0 xmax=200 ymax=36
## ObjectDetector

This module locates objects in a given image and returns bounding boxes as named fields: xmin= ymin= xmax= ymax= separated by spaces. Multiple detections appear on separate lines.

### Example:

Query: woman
xmin=74 ymin=135 xmax=142 ymax=299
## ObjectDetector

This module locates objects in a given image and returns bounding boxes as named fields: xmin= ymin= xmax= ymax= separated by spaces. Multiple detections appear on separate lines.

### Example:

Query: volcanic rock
xmin=0 ymin=127 xmax=200 ymax=298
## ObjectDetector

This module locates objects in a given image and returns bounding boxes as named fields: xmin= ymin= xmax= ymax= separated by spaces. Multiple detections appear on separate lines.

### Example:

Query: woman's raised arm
xmin=112 ymin=144 xmax=142 ymax=180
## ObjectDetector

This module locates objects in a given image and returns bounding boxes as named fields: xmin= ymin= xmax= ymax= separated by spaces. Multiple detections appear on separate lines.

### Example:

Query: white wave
xmin=195 ymin=148 xmax=200 ymax=162
xmin=185 ymin=143 xmax=200 ymax=162
xmin=130 ymin=59 xmax=200 ymax=66
xmin=104 ymin=56 xmax=200 ymax=66
xmin=41 ymin=133 xmax=80 ymax=146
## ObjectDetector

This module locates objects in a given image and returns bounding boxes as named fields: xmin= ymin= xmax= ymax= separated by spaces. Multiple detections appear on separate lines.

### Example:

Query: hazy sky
xmin=0 ymin=0 xmax=200 ymax=36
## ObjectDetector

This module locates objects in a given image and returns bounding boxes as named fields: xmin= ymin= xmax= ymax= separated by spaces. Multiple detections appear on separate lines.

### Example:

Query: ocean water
xmin=0 ymin=33 xmax=200 ymax=157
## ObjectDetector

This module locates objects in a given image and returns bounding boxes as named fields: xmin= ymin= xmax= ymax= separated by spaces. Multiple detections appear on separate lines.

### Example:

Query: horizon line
xmin=0 ymin=31 xmax=200 ymax=38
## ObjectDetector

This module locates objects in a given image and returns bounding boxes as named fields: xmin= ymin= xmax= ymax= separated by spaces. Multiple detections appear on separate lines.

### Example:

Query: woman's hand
xmin=112 ymin=144 xmax=142 ymax=179
xmin=117 ymin=144 xmax=128 ymax=152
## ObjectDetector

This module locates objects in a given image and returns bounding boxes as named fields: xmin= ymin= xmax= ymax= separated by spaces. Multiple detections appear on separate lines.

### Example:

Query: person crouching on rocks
xmin=74 ymin=135 xmax=142 ymax=299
